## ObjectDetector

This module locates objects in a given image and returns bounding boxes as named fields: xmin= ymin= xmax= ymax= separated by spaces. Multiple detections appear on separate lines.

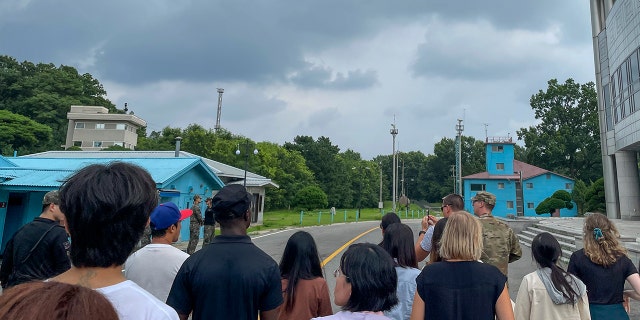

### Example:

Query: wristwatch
xmin=418 ymin=230 xmax=427 ymax=236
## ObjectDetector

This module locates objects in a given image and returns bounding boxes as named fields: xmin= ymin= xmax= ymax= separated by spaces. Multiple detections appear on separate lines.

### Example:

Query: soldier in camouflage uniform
xmin=471 ymin=191 xmax=521 ymax=276
xmin=187 ymin=195 xmax=203 ymax=254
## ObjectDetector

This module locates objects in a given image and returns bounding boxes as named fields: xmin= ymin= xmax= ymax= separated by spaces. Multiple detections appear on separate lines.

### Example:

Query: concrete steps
xmin=518 ymin=224 xmax=580 ymax=266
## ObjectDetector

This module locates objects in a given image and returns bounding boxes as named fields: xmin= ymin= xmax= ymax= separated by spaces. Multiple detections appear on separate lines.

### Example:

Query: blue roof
xmin=1 ymin=157 xmax=224 ymax=189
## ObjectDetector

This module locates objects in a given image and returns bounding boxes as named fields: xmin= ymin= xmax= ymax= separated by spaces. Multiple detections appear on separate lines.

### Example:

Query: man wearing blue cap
xmin=125 ymin=202 xmax=193 ymax=303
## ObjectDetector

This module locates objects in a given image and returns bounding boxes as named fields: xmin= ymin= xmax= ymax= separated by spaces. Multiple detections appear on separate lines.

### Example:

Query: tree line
xmin=0 ymin=55 xmax=606 ymax=212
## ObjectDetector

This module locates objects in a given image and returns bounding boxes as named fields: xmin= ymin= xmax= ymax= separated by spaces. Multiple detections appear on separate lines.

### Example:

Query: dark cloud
xmin=288 ymin=63 xmax=378 ymax=90
xmin=0 ymin=0 xmax=589 ymax=86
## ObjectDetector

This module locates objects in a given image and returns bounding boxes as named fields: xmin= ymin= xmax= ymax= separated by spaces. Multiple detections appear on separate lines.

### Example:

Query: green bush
xmin=293 ymin=185 xmax=328 ymax=211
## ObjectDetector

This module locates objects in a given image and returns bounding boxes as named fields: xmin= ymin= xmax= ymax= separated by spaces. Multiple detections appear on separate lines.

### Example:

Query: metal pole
xmin=390 ymin=121 xmax=398 ymax=212
xmin=379 ymin=162 xmax=383 ymax=213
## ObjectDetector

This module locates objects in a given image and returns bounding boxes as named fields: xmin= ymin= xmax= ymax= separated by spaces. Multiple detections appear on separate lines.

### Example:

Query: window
xmin=75 ymin=122 xmax=85 ymax=129
xmin=526 ymin=182 xmax=533 ymax=189
xmin=116 ymin=123 xmax=126 ymax=130
xmin=527 ymin=202 xmax=534 ymax=209
xmin=105 ymin=123 xmax=117 ymax=129
xmin=566 ymin=183 xmax=572 ymax=189
xmin=497 ymin=183 xmax=504 ymax=189
xmin=546 ymin=173 xmax=551 ymax=179
xmin=93 ymin=141 xmax=103 ymax=147
xmin=470 ymin=184 xmax=486 ymax=191
xmin=506 ymin=201 xmax=514 ymax=209
xmin=96 ymin=123 xmax=105 ymax=129
xmin=73 ymin=141 xmax=82 ymax=147
xmin=496 ymin=163 xmax=504 ymax=170
xmin=492 ymin=145 xmax=504 ymax=152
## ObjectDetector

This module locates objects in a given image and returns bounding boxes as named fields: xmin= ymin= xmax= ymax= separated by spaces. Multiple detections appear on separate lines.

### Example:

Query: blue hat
xmin=150 ymin=202 xmax=193 ymax=230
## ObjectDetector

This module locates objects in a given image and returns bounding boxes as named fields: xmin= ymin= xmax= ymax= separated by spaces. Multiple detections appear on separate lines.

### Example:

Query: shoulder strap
xmin=19 ymin=224 xmax=59 ymax=264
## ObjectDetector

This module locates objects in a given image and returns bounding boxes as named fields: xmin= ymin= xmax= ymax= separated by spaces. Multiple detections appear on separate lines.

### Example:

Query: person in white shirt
xmin=52 ymin=162 xmax=179 ymax=320
xmin=125 ymin=202 xmax=192 ymax=303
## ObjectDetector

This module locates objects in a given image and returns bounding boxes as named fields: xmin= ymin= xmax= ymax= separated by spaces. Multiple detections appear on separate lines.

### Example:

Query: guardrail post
xmin=300 ymin=210 xmax=304 ymax=225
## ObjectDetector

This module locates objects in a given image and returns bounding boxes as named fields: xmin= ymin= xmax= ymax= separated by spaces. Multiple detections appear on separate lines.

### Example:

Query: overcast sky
xmin=0 ymin=0 xmax=596 ymax=159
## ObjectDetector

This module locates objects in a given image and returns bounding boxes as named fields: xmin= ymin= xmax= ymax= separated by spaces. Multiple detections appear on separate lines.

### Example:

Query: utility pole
xmin=379 ymin=162 xmax=383 ymax=213
xmin=455 ymin=119 xmax=464 ymax=195
xmin=390 ymin=120 xmax=398 ymax=212
xmin=215 ymin=88 xmax=224 ymax=132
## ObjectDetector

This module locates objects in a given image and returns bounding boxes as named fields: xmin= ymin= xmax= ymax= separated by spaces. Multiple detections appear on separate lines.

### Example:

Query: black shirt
xmin=416 ymin=261 xmax=507 ymax=320
xmin=167 ymin=235 xmax=283 ymax=320
xmin=0 ymin=217 xmax=70 ymax=288
xmin=204 ymin=207 xmax=215 ymax=225
xmin=568 ymin=248 xmax=638 ymax=305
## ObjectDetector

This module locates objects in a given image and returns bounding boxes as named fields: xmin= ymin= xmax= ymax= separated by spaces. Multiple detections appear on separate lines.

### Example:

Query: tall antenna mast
xmin=483 ymin=123 xmax=489 ymax=141
xmin=215 ymin=88 xmax=224 ymax=132
xmin=455 ymin=119 xmax=464 ymax=195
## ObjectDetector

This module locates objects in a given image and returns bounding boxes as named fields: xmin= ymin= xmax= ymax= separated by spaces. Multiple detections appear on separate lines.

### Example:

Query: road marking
xmin=321 ymin=226 xmax=379 ymax=267
xmin=251 ymin=229 xmax=291 ymax=239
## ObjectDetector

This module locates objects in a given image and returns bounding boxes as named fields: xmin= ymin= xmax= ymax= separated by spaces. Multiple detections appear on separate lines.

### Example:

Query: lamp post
xmin=235 ymin=140 xmax=258 ymax=187
xmin=352 ymin=166 xmax=370 ymax=218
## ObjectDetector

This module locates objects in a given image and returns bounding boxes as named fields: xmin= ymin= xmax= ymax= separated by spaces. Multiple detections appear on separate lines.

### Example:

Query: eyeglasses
xmin=333 ymin=268 xmax=348 ymax=279
xmin=440 ymin=204 xmax=450 ymax=210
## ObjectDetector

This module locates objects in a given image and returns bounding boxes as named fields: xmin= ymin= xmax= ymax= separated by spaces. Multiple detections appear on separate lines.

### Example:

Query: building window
xmin=497 ymin=183 xmax=504 ymax=189
xmin=116 ymin=123 xmax=126 ymax=130
xmin=526 ymin=182 xmax=533 ymax=189
xmin=506 ymin=201 xmax=514 ymax=209
xmin=496 ymin=163 xmax=504 ymax=170
xmin=492 ymin=145 xmax=504 ymax=152
xmin=75 ymin=122 xmax=85 ymax=129
xmin=546 ymin=173 xmax=551 ymax=179
xmin=527 ymin=202 xmax=534 ymax=209
xmin=73 ymin=141 xmax=82 ymax=147
xmin=93 ymin=141 xmax=103 ymax=147
xmin=96 ymin=123 xmax=105 ymax=129
xmin=470 ymin=184 xmax=486 ymax=191
xmin=105 ymin=123 xmax=117 ymax=130
xmin=566 ymin=183 xmax=572 ymax=189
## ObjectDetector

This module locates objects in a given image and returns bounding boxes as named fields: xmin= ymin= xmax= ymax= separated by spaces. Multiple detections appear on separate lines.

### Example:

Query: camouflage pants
xmin=203 ymin=225 xmax=215 ymax=245
xmin=187 ymin=223 xmax=200 ymax=254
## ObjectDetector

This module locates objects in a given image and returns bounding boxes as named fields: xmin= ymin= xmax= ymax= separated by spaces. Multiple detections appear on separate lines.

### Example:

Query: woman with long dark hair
xmin=428 ymin=217 xmax=448 ymax=264
xmin=381 ymin=223 xmax=421 ymax=320
xmin=568 ymin=213 xmax=640 ymax=320
xmin=278 ymin=231 xmax=332 ymax=320
xmin=514 ymin=232 xmax=589 ymax=319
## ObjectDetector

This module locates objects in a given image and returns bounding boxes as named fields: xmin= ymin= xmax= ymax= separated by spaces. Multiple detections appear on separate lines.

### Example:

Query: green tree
xmin=517 ymin=79 xmax=602 ymax=182
xmin=285 ymin=136 xmax=351 ymax=207
xmin=0 ymin=55 xmax=118 ymax=152
xmin=571 ymin=180 xmax=588 ymax=215
xmin=585 ymin=177 xmax=606 ymax=213
xmin=294 ymin=185 xmax=328 ymax=211
xmin=535 ymin=189 xmax=575 ymax=216
xmin=0 ymin=109 xmax=52 ymax=154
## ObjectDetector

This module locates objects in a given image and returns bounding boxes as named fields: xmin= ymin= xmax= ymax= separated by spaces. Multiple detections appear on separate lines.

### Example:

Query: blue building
xmin=462 ymin=137 xmax=576 ymax=217
xmin=0 ymin=156 xmax=225 ymax=251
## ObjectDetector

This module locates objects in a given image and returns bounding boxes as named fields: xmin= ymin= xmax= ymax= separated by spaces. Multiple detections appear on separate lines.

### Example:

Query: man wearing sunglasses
xmin=415 ymin=194 xmax=464 ymax=262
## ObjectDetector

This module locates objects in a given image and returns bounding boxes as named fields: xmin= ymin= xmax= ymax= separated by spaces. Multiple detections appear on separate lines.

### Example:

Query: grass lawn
xmin=247 ymin=202 xmax=442 ymax=233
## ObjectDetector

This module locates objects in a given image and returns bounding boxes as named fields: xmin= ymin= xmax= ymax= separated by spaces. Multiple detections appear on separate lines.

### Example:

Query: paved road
xmin=250 ymin=220 xmax=537 ymax=313
xmin=248 ymin=219 xmax=640 ymax=317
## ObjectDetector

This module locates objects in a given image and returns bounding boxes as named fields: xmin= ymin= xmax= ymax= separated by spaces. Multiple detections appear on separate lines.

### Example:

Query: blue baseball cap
xmin=150 ymin=202 xmax=193 ymax=230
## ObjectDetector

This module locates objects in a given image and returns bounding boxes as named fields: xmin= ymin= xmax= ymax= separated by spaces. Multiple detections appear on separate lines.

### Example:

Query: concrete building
xmin=64 ymin=106 xmax=146 ymax=150
xmin=462 ymin=137 xmax=576 ymax=217
xmin=590 ymin=0 xmax=640 ymax=219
